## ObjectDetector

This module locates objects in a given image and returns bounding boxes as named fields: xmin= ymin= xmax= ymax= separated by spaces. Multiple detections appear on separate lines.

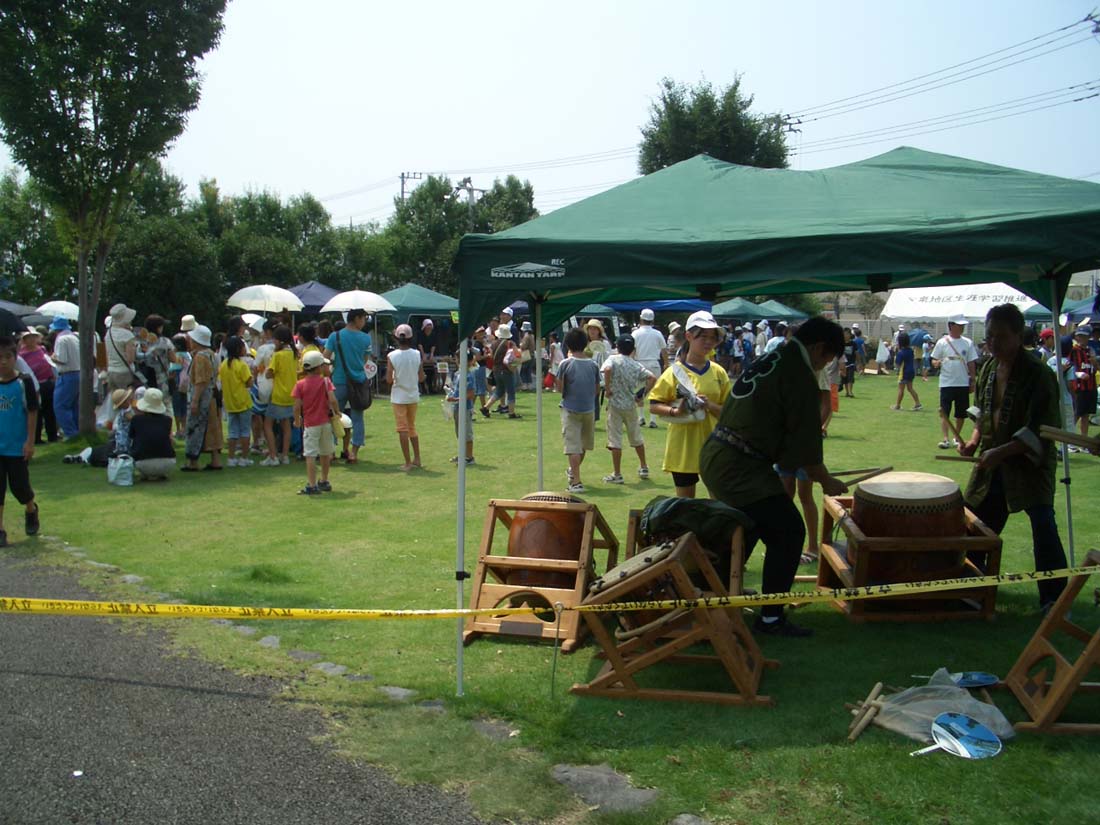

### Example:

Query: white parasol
xmin=36 ymin=300 xmax=81 ymax=320
xmin=227 ymin=285 xmax=304 ymax=313
xmin=241 ymin=312 xmax=263 ymax=326
xmin=319 ymin=290 xmax=396 ymax=314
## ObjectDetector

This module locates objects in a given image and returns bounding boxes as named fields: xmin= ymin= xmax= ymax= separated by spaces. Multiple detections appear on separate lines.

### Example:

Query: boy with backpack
xmin=0 ymin=335 xmax=40 ymax=545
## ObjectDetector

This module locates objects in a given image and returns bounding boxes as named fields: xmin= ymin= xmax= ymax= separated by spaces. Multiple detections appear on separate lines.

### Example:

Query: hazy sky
xmin=4 ymin=1 xmax=1098 ymax=225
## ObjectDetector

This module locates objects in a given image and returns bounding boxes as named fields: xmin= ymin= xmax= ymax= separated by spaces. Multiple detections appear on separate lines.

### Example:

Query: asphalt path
xmin=0 ymin=552 xmax=487 ymax=824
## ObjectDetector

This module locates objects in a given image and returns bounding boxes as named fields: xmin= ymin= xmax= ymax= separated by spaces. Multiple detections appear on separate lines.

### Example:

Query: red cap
xmin=1039 ymin=328 xmax=1054 ymax=340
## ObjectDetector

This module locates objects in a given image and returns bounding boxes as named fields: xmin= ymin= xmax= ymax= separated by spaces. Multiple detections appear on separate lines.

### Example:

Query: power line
xmin=786 ymin=13 xmax=1095 ymax=119
xmin=787 ymin=34 xmax=1094 ymax=126
xmin=317 ymin=176 xmax=394 ymax=203
xmin=796 ymin=80 xmax=1100 ymax=149
xmin=790 ymin=92 xmax=1098 ymax=157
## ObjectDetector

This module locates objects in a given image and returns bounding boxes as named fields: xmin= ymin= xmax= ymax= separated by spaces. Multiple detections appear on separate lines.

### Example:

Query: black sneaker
xmin=298 ymin=485 xmax=320 ymax=496
xmin=317 ymin=481 xmax=332 ymax=492
xmin=24 ymin=504 xmax=39 ymax=536
xmin=753 ymin=615 xmax=813 ymax=637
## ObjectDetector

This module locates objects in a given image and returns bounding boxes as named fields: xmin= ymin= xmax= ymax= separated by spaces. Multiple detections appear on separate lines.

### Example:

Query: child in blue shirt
xmin=892 ymin=332 xmax=922 ymax=411
xmin=447 ymin=347 xmax=477 ymax=465
xmin=0 ymin=335 xmax=40 ymax=546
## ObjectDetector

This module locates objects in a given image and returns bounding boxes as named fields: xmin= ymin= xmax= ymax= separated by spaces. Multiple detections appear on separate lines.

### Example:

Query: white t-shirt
xmin=931 ymin=334 xmax=977 ymax=387
xmin=764 ymin=335 xmax=786 ymax=354
xmin=388 ymin=347 xmax=421 ymax=405
xmin=105 ymin=327 xmax=135 ymax=373
xmin=631 ymin=324 xmax=666 ymax=367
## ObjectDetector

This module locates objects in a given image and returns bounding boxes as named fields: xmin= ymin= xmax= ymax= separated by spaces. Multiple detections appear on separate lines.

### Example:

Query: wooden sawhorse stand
xmin=624 ymin=508 xmax=747 ymax=596
xmin=463 ymin=497 xmax=618 ymax=653
xmin=1003 ymin=549 xmax=1100 ymax=734
xmin=571 ymin=533 xmax=776 ymax=706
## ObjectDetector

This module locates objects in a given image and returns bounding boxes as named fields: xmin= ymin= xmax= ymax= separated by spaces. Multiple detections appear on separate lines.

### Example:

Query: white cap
xmin=500 ymin=306 xmax=513 ymax=317
xmin=947 ymin=314 xmax=969 ymax=326
xmin=302 ymin=350 xmax=330 ymax=370
xmin=640 ymin=308 xmax=655 ymax=321
xmin=898 ymin=324 xmax=906 ymax=331
xmin=395 ymin=323 xmax=414 ymax=339
xmin=685 ymin=310 xmax=719 ymax=331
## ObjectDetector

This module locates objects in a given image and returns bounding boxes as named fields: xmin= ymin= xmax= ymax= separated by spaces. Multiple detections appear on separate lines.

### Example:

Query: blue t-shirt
xmin=326 ymin=329 xmax=372 ymax=385
xmin=853 ymin=335 xmax=866 ymax=357
xmin=897 ymin=347 xmax=916 ymax=382
xmin=0 ymin=375 xmax=37 ymax=457
xmin=558 ymin=356 xmax=600 ymax=413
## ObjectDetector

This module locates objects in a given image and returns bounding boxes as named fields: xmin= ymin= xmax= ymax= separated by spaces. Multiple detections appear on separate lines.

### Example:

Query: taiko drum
xmin=506 ymin=492 xmax=586 ymax=589
xmin=850 ymin=471 xmax=968 ymax=583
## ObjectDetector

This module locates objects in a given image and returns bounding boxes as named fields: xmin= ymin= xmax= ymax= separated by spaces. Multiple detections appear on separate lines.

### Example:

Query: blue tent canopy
xmin=288 ymin=280 xmax=339 ymax=313
xmin=604 ymin=299 xmax=712 ymax=313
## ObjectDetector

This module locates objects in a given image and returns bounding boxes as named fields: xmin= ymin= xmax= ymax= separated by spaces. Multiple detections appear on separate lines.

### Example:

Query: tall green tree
xmin=473 ymin=175 xmax=539 ymax=234
xmin=0 ymin=170 xmax=73 ymax=304
xmin=638 ymin=77 xmax=789 ymax=174
xmin=387 ymin=176 xmax=469 ymax=294
xmin=0 ymin=0 xmax=226 ymax=433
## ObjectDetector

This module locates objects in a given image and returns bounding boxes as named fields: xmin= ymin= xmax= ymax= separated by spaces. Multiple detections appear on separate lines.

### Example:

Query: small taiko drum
xmin=506 ymin=492 xmax=586 ymax=589
xmin=850 ymin=471 xmax=968 ymax=583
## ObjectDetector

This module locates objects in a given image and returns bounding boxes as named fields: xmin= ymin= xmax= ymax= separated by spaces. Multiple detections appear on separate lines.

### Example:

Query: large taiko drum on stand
xmin=506 ymin=492 xmax=586 ymax=588
xmin=850 ymin=472 xmax=968 ymax=583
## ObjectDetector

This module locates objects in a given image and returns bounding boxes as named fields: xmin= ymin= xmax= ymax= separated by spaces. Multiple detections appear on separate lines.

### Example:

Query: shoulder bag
xmin=336 ymin=330 xmax=372 ymax=411
xmin=656 ymin=362 xmax=708 ymax=424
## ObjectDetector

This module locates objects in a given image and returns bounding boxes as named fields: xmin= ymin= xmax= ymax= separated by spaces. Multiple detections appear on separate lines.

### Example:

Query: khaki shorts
xmin=392 ymin=402 xmax=418 ymax=436
xmin=606 ymin=406 xmax=644 ymax=450
xmin=302 ymin=423 xmax=335 ymax=457
xmin=561 ymin=409 xmax=594 ymax=454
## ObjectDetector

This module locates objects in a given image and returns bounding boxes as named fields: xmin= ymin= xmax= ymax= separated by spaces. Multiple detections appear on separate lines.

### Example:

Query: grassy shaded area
xmin=10 ymin=372 xmax=1100 ymax=824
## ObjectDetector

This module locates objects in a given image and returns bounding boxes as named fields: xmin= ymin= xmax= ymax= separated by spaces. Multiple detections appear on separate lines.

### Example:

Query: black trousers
xmin=734 ymin=493 xmax=805 ymax=618
xmin=36 ymin=379 xmax=57 ymax=443
xmin=970 ymin=470 xmax=1068 ymax=608
xmin=0 ymin=455 xmax=34 ymax=507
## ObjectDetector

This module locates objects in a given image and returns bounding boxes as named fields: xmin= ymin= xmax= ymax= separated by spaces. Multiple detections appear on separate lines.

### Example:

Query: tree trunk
xmin=76 ymin=246 xmax=97 ymax=436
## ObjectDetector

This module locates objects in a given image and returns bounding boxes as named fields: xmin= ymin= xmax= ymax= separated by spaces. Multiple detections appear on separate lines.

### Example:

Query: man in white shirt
xmin=754 ymin=321 xmax=769 ymax=357
xmin=631 ymin=308 xmax=667 ymax=428
xmin=764 ymin=322 xmax=790 ymax=354
xmin=930 ymin=313 xmax=978 ymax=449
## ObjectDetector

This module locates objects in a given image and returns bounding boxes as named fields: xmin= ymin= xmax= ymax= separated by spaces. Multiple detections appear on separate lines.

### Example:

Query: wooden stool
xmin=463 ymin=496 xmax=618 ymax=653
xmin=571 ymin=533 xmax=777 ymax=706
xmin=624 ymin=508 xmax=746 ymax=596
xmin=817 ymin=495 xmax=1002 ymax=622
xmin=1003 ymin=549 xmax=1100 ymax=734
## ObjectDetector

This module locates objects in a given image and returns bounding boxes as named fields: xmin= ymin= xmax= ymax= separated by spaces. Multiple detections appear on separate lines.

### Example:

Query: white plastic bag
xmin=107 ymin=454 xmax=134 ymax=487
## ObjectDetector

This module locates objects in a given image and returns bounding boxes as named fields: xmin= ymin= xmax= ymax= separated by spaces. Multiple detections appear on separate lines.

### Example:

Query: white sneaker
xmin=260 ymin=457 xmax=279 ymax=467
xmin=567 ymin=482 xmax=585 ymax=493
xmin=237 ymin=457 xmax=254 ymax=467
xmin=603 ymin=473 xmax=624 ymax=484
xmin=226 ymin=457 xmax=239 ymax=467
xmin=938 ymin=440 xmax=952 ymax=450
xmin=280 ymin=456 xmax=290 ymax=465
xmin=638 ymin=466 xmax=650 ymax=479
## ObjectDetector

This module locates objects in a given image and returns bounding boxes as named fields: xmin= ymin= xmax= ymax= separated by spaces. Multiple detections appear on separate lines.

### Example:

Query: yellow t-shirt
xmin=270 ymin=349 xmax=298 ymax=407
xmin=298 ymin=344 xmax=320 ymax=377
xmin=648 ymin=360 xmax=731 ymax=474
xmin=217 ymin=358 xmax=253 ymax=414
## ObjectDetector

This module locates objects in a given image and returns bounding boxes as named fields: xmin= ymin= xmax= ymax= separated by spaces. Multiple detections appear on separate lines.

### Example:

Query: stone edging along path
xmin=37 ymin=534 xmax=709 ymax=821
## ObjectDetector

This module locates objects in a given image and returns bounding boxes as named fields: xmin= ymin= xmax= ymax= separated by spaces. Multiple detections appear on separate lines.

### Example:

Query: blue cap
xmin=49 ymin=317 xmax=71 ymax=331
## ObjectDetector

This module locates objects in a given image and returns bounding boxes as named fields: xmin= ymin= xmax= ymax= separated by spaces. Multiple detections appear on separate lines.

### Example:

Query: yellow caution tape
xmin=0 ymin=565 xmax=1094 ymax=621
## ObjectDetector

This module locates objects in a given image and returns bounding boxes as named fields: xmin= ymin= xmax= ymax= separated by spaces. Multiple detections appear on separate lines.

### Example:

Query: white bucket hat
xmin=187 ymin=324 xmax=212 ymax=347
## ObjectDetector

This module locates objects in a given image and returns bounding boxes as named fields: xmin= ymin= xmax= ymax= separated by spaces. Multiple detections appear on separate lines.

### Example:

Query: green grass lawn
xmin=8 ymin=371 xmax=1100 ymax=824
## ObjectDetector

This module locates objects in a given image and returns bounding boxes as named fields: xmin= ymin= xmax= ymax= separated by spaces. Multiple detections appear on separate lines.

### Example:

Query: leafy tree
xmin=638 ymin=77 xmax=788 ymax=174
xmin=0 ymin=1 xmax=226 ymax=433
xmin=127 ymin=160 xmax=187 ymax=220
xmin=387 ymin=176 xmax=469 ymax=294
xmin=856 ymin=291 xmax=886 ymax=320
xmin=473 ymin=175 xmax=539 ymax=234
xmin=0 ymin=169 xmax=73 ymax=304
xmin=187 ymin=178 xmax=232 ymax=240
xmin=103 ymin=215 xmax=224 ymax=327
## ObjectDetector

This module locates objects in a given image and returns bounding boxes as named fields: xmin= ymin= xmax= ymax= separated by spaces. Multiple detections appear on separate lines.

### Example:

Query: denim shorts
xmin=227 ymin=410 xmax=251 ymax=439
xmin=266 ymin=403 xmax=293 ymax=421
xmin=773 ymin=463 xmax=810 ymax=482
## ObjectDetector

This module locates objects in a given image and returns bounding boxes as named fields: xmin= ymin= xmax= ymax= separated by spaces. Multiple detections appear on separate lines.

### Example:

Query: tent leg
xmin=1051 ymin=280 xmax=1075 ymax=567
xmin=535 ymin=299 xmax=544 ymax=490
xmin=455 ymin=339 xmax=469 ymax=696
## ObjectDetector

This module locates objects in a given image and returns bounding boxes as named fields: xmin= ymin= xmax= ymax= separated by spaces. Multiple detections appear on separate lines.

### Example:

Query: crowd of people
xmin=2 ymin=296 xmax=1094 ymax=628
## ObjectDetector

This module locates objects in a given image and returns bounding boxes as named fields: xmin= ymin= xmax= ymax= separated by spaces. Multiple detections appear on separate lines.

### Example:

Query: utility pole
xmin=400 ymin=172 xmax=424 ymax=202
xmin=454 ymin=176 xmax=486 ymax=232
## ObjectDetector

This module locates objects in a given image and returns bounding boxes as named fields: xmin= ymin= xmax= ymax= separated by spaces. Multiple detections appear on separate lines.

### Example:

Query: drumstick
xmin=832 ymin=467 xmax=886 ymax=477
xmin=844 ymin=466 xmax=893 ymax=486
xmin=1040 ymin=425 xmax=1100 ymax=451
xmin=935 ymin=455 xmax=979 ymax=463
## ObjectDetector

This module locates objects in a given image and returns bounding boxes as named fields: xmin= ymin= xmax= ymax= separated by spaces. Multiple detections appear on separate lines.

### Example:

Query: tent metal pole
xmin=455 ymin=338 xmax=469 ymax=696
xmin=1050 ymin=280 xmax=1075 ymax=566
xmin=535 ymin=299 xmax=544 ymax=490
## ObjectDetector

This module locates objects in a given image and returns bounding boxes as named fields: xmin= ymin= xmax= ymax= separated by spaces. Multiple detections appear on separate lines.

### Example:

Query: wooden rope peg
xmin=848 ymin=681 xmax=885 ymax=742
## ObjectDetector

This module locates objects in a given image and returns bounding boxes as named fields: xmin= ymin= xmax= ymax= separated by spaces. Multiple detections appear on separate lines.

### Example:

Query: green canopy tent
xmin=710 ymin=296 xmax=760 ymax=319
xmin=379 ymin=282 xmax=458 ymax=322
xmin=1023 ymin=293 xmax=1097 ymax=322
xmin=446 ymin=148 xmax=1100 ymax=696
xmin=755 ymin=299 xmax=808 ymax=321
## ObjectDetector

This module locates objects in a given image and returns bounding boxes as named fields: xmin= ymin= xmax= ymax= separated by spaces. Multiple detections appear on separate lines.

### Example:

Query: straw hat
xmin=180 ymin=314 xmax=197 ymax=332
xmin=495 ymin=323 xmax=513 ymax=340
xmin=111 ymin=388 xmax=134 ymax=409
xmin=584 ymin=318 xmax=605 ymax=337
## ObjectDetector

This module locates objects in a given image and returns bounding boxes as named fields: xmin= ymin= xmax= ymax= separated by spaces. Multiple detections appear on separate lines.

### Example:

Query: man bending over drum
xmin=958 ymin=303 xmax=1068 ymax=612
xmin=700 ymin=317 xmax=849 ymax=637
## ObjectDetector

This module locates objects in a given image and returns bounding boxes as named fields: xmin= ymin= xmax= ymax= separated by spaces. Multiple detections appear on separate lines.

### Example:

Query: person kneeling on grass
xmin=387 ymin=323 xmax=425 ymax=471
xmin=601 ymin=333 xmax=655 ymax=484
xmin=129 ymin=388 xmax=177 ymax=481
xmin=0 ymin=335 xmax=40 ymax=546
xmin=293 ymin=351 xmax=340 ymax=495
xmin=556 ymin=327 xmax=600 ymax=493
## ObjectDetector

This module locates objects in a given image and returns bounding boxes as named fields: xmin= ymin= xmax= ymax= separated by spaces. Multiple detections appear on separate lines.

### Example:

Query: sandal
xmin=799 ymin=552 xmax=819 ymax=565
xmin=181 ymin=466 xmax=199 ymax=472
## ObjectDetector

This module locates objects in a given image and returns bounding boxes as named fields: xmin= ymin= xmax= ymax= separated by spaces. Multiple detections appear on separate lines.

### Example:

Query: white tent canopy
xmin=880 ymin=283 xmax=1037 ymax=321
